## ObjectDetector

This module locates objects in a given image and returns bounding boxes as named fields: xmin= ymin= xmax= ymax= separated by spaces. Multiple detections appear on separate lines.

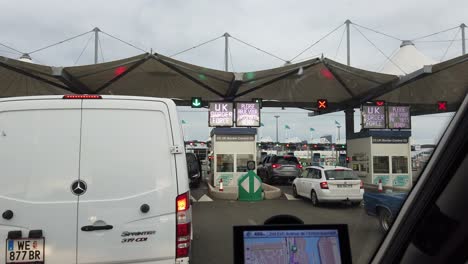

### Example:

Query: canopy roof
xmin=381 ymin=40 xmax=437 ymax=75
xmin=0 ymin=51 xmax=467 ymax=115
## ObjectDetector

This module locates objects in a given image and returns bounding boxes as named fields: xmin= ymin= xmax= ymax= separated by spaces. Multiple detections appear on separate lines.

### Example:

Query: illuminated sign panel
xmin=317 ymin=99 xmax=328 ymax=110
xmin=209 ymin=102 xmax=233 ymax=127
xmin=362 ymin=105 xmax=386 ymax=129
xmin=388 ymin=106 xmax=411 ymax=129
xmin=236 ymin=102 xmax=260 ymax=127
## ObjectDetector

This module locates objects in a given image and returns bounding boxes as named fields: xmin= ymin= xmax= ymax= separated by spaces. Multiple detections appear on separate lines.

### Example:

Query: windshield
xmin=1 ymin=2 xmax=465 ymax=264
xmin=325 ymin=170 xmax=359 ymax=180
xmin=273 ymin=156 xmax=299 ymax=165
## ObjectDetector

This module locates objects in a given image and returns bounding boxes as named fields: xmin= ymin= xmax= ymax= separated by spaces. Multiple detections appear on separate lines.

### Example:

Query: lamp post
xmin=274 ymin=115 xmax=280 ymax=143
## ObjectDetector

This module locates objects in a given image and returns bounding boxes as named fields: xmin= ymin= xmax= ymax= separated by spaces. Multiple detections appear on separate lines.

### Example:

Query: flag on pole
xmin=181 ymin=120 xmax=187 ymax=124
xmin=285 ymin=125 xmax=291 ymax=129
xmin=310 ymin=128 xmax=315 ymax=132
xmin=335 ymin=120 xmax=341 ymax=126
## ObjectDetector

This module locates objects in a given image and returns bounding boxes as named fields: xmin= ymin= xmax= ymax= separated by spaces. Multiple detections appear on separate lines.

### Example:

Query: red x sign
xmin=375 ymin=100 xmax=385 ymax=106
xmin=317 ymin=99 xmax=328 ymax=110
xmin=437 ymin=101 xmax=447 ymax=111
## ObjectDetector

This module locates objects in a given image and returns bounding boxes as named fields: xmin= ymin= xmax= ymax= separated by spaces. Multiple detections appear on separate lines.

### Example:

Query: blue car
xmin=364 ymin=192 xmax=408 ymax=232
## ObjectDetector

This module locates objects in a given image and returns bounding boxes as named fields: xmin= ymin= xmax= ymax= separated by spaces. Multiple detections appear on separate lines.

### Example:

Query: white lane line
xmin=197 ymin=194 xmax=213 ymax=202
xmin=190 ymin=195 xmax=197 ymax=202
xmin=284 ymin=193 xmax=299 ymax=200
xmin=248 ymin=219 xmax=257 ymax=225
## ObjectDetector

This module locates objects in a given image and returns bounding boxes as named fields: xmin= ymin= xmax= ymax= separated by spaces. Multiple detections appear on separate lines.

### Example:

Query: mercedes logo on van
xmin=71 ymin=180 xmax=87 ymax=196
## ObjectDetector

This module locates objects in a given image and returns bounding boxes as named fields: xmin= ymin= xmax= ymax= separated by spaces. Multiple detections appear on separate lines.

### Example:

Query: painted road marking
xmin=284 ymin=193 xmax=299 ymax=200
xmin=197 ymin=194 xmax=213 ymax=202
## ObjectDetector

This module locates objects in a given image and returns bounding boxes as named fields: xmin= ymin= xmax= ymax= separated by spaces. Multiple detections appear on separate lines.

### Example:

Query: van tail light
xmin=320 ymin=182 xmax=329 ymax=189
xmin=63 ymin=94 xmax=102 ymax=99
xmin=296 ymin=164 xmax=303 ymax=169
xmin=272 ymin=164 xmax=281 ymax=169
xmin=360 ymin=180 xmax=363 ymax=189
xmin=176 ymin=192 xmax=191 ymax=258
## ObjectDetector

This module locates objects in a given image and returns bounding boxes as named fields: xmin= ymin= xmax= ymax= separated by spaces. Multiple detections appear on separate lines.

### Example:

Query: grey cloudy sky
xmin=0 ymin=0 xmax=465 ymax=143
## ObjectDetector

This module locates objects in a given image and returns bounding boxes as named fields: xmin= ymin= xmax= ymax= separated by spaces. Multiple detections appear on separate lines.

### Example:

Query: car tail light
xmin=176 ymin=192 xmax=191 ymax=258
xmin=320 ymin=182 xmax=329 ymax=189
xmin=296 ymin=164 xmax=303 ymax=169
xmin=360 ymin=180 xmax=363 ymax=189
xmin=63 ymin=94 xmax=102 ymax=99
xmin=272 ymin=164 xmax=281 ymax=169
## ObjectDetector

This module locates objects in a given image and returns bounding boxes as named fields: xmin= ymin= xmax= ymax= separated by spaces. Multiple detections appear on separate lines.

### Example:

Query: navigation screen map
xmin=243 ymin=229 xmax=342 ymax=264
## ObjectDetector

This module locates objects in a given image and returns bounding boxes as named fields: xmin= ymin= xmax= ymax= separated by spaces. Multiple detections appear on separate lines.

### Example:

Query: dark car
xmin=186 ymin=152 xmax=202 ymax=187
xmin=257 ymin=155 xmax=303 ymax=184
xmin=363 ymin=192 xmax=408 ymax=232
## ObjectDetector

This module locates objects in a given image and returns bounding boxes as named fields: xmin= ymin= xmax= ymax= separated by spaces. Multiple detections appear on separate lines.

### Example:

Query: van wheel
xmin=292 ymin=185 xmax=299 ymax=198
xmin=378 ymin=208 xmax=392 ymax=232
xmin=311 ymin=191 xmax=320 ymax=207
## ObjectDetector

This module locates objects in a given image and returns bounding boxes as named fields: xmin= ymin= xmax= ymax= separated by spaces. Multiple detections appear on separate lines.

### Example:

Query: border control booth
xmin=210 ymin=128 xmax=257 ymax=188
xmin=347 ymin=104 xmax=413 ymax=191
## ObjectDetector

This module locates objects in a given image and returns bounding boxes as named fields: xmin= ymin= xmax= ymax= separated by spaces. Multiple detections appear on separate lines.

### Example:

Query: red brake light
xmin=272 ymin=164 xmax=281 ymax=169
xmin=63 ymin=94 xmax=102 ymax=99
xmin=296 ymin=164 xmax=303 ymax=169
xmin=176 ymin=192 xmax=189 ymax=212
xmin=176 ymin=192 xmax=191 ymax=258
xmin=320 ymin=182 xmax=329 ymax=189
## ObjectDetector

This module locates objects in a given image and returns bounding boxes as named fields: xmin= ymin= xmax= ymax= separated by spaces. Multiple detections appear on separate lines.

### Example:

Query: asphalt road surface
xmin=190 ymin=183 xmax=385 ymax=264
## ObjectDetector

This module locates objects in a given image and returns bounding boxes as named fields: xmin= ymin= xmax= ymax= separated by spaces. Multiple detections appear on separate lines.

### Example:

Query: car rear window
xmin=325 ymin=170 xmax=359 ymax=180
xmin=272 ymin=156 xmax=299 ymax=165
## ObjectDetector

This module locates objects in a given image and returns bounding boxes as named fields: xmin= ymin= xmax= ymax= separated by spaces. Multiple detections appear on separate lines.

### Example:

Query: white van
xmin=0 ymin=95 xmax=191 ymax=264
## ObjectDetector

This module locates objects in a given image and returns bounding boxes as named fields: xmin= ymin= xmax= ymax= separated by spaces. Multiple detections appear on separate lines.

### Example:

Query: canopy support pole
xmin=344 ymin=109 xmax=354 ymax=141
xmin=94 ymin=27 xmax=100 ymax=64
xmin=344 ymin=20 xmax=355 ymax=142
xmin=224 ymin=33 xmax=230 ymax=71
xmin=345 ymin=20 xmax=351 ymax=66
xmin=461 ymin=23 xmax=466 ymax=55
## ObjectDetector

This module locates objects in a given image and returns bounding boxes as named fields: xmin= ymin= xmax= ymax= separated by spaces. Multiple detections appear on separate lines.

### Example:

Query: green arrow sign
xmin=191 ymin=97 xmax=202 ymax=108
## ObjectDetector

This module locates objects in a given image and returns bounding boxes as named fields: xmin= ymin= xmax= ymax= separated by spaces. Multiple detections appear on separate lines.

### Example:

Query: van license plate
xmin=337 ymin=184 xmax=352 ymax=188
xmin=6 ymin=238 xmax=44 ymax=263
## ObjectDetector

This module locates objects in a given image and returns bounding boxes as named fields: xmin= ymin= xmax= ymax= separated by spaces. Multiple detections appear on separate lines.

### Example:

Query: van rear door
xmin=0 ymin=99 xmax=81 ymax=264
xmin=76 ymin=99 xmax=178 ymax=263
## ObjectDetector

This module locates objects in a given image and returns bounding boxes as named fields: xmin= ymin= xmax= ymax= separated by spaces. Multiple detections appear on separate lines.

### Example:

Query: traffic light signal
xmin=191 ymin=97 xmax=202 ymax=108
xmin=317 ymin=99 xmax=328 ymax=110
xmin=253 ymin=98 xmax=263 ymax=108
xmin=374 ymin=100 xmax=385 ymax=106
xmin=437 ymin=101 xmax=447 ymax=111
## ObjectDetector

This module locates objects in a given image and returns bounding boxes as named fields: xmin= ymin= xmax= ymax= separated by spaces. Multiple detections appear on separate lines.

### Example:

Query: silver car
xmin=257 ymin=155 xmax=303 ymax=184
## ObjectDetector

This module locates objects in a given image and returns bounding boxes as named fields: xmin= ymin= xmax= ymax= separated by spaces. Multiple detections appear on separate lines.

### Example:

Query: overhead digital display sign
xmin=388 ymin=106 xmax=411 ymax=129
xmin=235 ymin=102 xmax=260 ymax=127
xmin=362 ymin=105 xmax=386 ymax=129
xmin=209 ymin=102 xmax=234 ymax=127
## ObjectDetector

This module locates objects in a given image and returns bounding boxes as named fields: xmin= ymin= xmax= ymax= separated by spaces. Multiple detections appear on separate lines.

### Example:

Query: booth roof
xmin=210 ymin=128 xmax=257 ymax=136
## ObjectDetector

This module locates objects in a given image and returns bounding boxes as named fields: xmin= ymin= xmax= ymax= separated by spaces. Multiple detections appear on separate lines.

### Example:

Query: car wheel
xmin=311 ymin=190 xmax=320 ymax=207
xmin=351 ymin=201 xmax=362 ymax=207
xmin=292 ymin=185 xmax=299 ymax=198
xmin=378 ymin=208 xmax=392 ymax=232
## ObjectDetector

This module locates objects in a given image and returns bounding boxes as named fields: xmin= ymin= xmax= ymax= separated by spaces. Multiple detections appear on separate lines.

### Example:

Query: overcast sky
xmin=0 ymin=0 xmax=465 ymax=143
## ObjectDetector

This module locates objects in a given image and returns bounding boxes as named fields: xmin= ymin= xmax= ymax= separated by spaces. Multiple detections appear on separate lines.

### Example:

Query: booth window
xmin=217 ymin=154 xmax=234 ymax=172
xmin=237 ymin=154 xmax=254 ymax=172
xmin=373 ymin=156 xmax=389 ymax=173
xmin=392 ymin=156 xmax=408 ymax=173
